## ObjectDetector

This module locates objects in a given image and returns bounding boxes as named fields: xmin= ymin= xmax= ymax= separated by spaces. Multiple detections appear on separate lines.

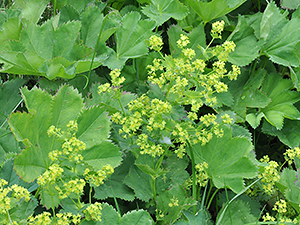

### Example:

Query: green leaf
xmin=8 ymin=85 xmax=84 ymax=182
xmin=259 ymin=73 xmax=300 ymax=129
xmin=192 ymin=125 xmax=257 ymax=193
xmin=12 ymin=0 xmax=48 ymax=23
xmin=124 ymin=165 xmax=153 ymax=202
xmin=0 ymin=18 xmax=107 ymax=79
xmin=77 ymin=106 xmax=111 ymax=149
xmin=262 ymin=119 xmax=300 ymax=149
xmin=260 ymin=2 xmax=287 ymax=41
xmin=0 ymin=128 xmax=21 ymax=164
xmin=97 ymin=203 xmax=119 ymax=224
xmin=0 ymin=9 xmax=22 ymax=44
xmin=156 ymin=184 xmax=197 ymax=224
xmin=94 ymin=153 xmax=135 ymax=201
xmin=80 ymin=5 xmax=121 ymax=47
xmin=174 ymin=210 xmax=213 ymax=225
xmin=119 ymin=210 xmax=154 ymax=225
xmin=227 ymin=15 xmax=264 ymax=66
xmin=0 ymin=78 xmax=26 ymax=128
xmin=103 ymin=12 xmax=155 ymax=69
xmin=185 ymin=0 xmax=247 ymax=24
xmin=0 ymin=158 xmax=37 ymax=192
xmin=142 ymin=0 xmax=189 ymax=26
xmin=228 ymin=69 xmax=270 ymax=120
xmin=82 ymin=141 xmax=122 ymax=171
xmin=87 ymin=83 xmax=136 ymax=115
xmin=281 ymin=0 xmax=300 ymax=10
xmin=278 ymin=168 xmax=300 ymax=205
xmin=168 ymin=24 xmax=206 ymax=58
xmin=262 ymin=17 xmax=300 ymax=67
xmin=217 ymin=200 xmax=256 ymax=225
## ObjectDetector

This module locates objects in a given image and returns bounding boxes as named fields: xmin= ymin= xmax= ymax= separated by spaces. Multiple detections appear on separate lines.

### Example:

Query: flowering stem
xmin=6 ymin=209 xmax=13 ymax=225
xmin=89 ymin=186 xmax=92 ymax=204
xmin=117 ymin=97 xmax=126 ymax=116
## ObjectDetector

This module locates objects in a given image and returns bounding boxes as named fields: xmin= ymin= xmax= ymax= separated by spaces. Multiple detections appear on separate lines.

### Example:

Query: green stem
xmin=84 ymin=16 xmax=107 ymax=89
xmin=53 ymin=0 xmax=57 ymax=17
xmin=6 ymin=209 xmax=13 ymax=225
xmin=117 ymin=97 xmax=126 ymax=116
xmin=89 ymin=186 xmax=92 ymax=204
xmin=187 ymin=142 xmax=197 ymax=214
xmin=207 ymin=188 xmax=219 ymax=210
xmin=151 ymin=176 xmax=157 ymax=203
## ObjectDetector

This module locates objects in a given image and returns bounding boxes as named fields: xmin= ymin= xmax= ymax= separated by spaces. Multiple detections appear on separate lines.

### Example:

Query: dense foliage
xmin=1 ymin=0 xmax=300 ymax=224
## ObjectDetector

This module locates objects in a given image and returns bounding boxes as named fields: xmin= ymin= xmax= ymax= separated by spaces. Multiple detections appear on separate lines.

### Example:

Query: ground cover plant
xmin=1 ymin=0 xmax=300 ymax=224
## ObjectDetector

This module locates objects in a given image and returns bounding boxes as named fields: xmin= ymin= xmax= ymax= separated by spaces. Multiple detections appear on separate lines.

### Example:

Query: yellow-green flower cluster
xmin=273 ymin=199 xmax=287 ymax=214
xmin=136 ymin=133 xmax=164 ymax=157
xmin=199 ymin=114 xmax=217 ymax=127
xmin=221 ymin=114 xmax=233 ymax=124
xmin=259 ymin=155 xmax=280 ymax=195
xmin=47 ymin=121 xmax=86 ymax=163
xmin=262 ymin=212 xmax=275 ymax=222
xmin=195 ymin=162 xmax=209 ymax=187
xmin=55 ymin=178 xmax=86 ymax=199
xmin=168 ymin=196 xmax=179 ymax=207
xmin=84 ymin=164 xmax=114 ymax=186
xmin=56 ymin=213 xmax=81 ymax=225
xmin=83 ymin=202 xmax=102 ymax=221
xmin=37 ymin=164 xmax=63 ymax=186
xmin=0 ymin=179 xmax=31 ymax=222
xmin=67 ymin=120 xmax=78 ymax=132
xmin=28 ymin=212 xmax=52 ymax=225
xmin=61 ymin=136 xmax=86 ymax=162
xmin=98 ymin=69 xmax=126 ymax=94
xmin=47 ymin=125 xmax=62 ymax=138
xmin=0 ymin=179 xmax=11 ymax=214
xmin=211 ymin=20 xmax=225 ymax=39
xmin=284 ymin=146 xmax=300 ymax=165
xmin=148 ymin=35 xmax=164 ymax=51
xmin=177 ymin=34 xmax=190 ymax=48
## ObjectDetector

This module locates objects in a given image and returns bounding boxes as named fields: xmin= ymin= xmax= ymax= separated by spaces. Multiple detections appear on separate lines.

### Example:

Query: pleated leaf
xmin=192 ymin=125 xmax=257 ymax=193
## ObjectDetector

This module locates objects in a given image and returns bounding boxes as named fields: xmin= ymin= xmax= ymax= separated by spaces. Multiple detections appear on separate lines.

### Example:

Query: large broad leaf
xmin=216 ymin=200 xmax=256 ymax=225
xmin=142 ymin=0 xmax=189 ymax=26
xmin=262 ymin=119 xmax=300 ymax=148
xmin=227 ymin=15 xmax=264 ymax=66
xmin=278 ymin=168 xmax=300 ymax=205
xmin=0 ymin=78 xmax=26 ymax=128
xmin=103 ymin=12 xmax=155 ymax=69
xmin=0 ymin=18 xmax=108 ymax=79
xmin=191 ymin=125 xmax=257 ymax=193
xmin=261 ymin=17 xmax=300 ymax=67
xmin=8 ymin=85 xmax=83 ymax=182
xmin=260 ymin=2 xmax=300 ymax=67
xmin=95 ymin=204 xmax=154 ymax=225
xmin=227 ymin=69 xmax=271 ymax=121
xmin=79 ymin=4 xmax=121 ymax=47
xmin=94 ymin=153 xmax=135 ymax=201
xmin=0 ymin=9 xmax=22 ymax=43
xmin=12 ymin=0 xmax=48 ymax=24
xmin=8 ymin=85 xmax=120 ymax=183
xmin=248 ymin=73 xmax=300 ymax=130
xmin=185 ymin=0 xmax=247 ymax=24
